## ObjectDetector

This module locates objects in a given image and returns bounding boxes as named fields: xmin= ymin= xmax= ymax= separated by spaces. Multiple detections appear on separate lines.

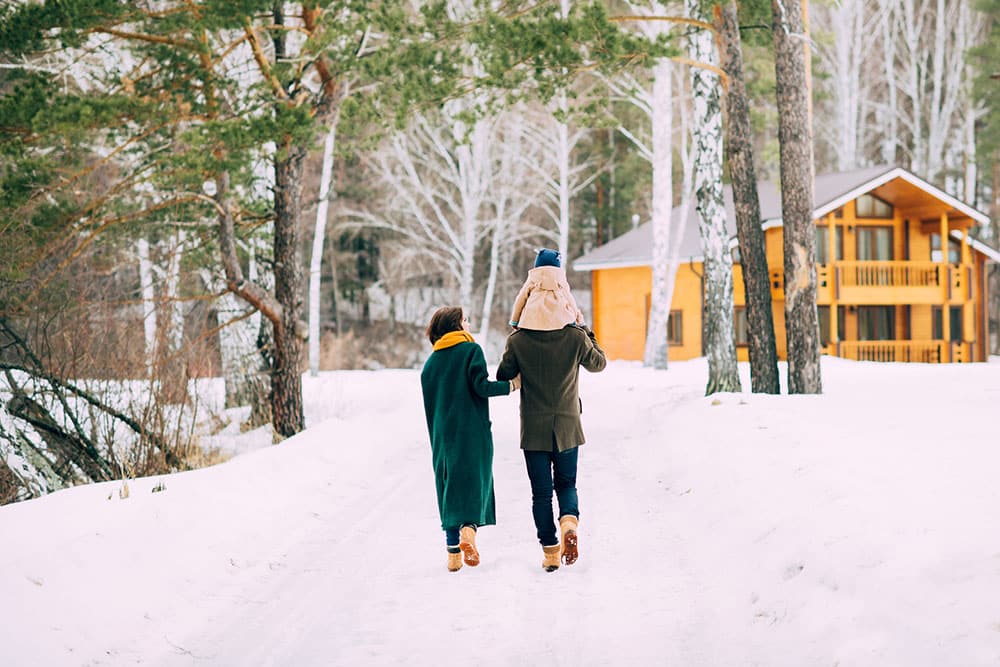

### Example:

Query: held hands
xmin=510 ymin=375 xmax=521 ymax=392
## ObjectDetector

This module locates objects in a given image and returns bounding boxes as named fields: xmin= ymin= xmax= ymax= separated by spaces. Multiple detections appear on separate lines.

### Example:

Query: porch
xmin=825 ymin=340 xmax=972 ymax=363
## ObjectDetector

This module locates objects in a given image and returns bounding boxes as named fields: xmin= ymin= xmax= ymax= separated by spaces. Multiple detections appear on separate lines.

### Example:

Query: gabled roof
xmin=573 ymin=165 xmax=997 ymax=270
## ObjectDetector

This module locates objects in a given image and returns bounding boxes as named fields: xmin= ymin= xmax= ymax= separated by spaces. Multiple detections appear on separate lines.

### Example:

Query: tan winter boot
xmin=447 ymin=551 xmax=463 ymax=572
xmin=459 ymin=525 xmax=479 ymax=567
xmin=542 ymin=544 xmax=561 ymax=572
xmin=559 ymin=515 xmax=579 ymax=566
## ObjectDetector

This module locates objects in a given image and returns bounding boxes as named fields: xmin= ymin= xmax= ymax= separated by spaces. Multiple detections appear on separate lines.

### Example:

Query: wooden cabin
xmin=574 ymin=166 xmax=998 ymax=363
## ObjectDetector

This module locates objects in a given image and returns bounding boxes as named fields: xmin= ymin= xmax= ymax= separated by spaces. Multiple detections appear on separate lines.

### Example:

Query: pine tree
xmin=771 ymin=0 xmax=822 ymax=394
xmin=1 ymin=1 xmax=667 ymax=438
xmin=717 ymin=0 xmax=780 ymax=394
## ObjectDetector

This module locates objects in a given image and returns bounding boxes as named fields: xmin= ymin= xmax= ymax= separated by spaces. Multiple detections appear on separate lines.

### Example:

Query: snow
xmin=3 ymin=357 xmax=1000 ymax=665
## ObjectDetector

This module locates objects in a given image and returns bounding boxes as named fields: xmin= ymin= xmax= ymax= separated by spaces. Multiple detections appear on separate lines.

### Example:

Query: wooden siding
xmin=591 ymin=264 xmax=705 ymax=361
xmin=588 ymin=193 xmax=991 ymax=363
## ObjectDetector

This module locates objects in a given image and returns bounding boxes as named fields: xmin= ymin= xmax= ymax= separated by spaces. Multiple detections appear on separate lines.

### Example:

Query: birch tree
xmin=351 ymin=109 xmax=543 ymax=346
xmin=812 ymin=0 xmax=884 ymax=171
xmin=309 ymin=122 xmax=338 ymax=377
xmin=687 ymin=0 xmax=741 ymax=394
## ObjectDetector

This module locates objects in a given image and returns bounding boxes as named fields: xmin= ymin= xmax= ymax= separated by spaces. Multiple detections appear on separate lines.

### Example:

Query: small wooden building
xmin=574 ymin=166 xmax=999 ymax=363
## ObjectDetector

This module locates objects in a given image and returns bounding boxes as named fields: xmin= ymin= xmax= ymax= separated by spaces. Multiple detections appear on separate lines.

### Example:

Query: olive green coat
xmin=496 ymin=325 xmax=606 ymax=452
xmin=420 ymin=341 xmax=510 ymax=530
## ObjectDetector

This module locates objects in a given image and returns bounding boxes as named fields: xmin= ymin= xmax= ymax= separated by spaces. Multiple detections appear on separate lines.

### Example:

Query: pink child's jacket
xmin=509 ymin=265 xmax=585 ymax=331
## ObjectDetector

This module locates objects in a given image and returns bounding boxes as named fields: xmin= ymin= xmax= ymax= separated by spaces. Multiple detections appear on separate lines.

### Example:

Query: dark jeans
xmin=523 ymin=443 xmax=579 ymax=547
xmin=444 ymin=525 xmax=475 ymax=552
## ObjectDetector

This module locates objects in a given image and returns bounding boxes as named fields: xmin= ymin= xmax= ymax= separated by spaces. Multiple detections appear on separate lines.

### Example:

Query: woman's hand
xmin=510 ymin=375 xmax=521 ymax=391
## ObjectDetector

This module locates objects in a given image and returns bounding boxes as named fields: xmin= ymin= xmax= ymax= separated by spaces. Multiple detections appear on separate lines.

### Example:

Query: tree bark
xmin=643 ymin=58 xmax=673 ymax=370
xmin=136 ymin=237 xmax=157 ymax=379
xmin=718 ymin=1 xmax=780 ymax=394
xmin=271 ymin=143 xmax=307 ymax=439
xmin=991 ymin=156 xmax=1000 ymax=355
xmin=772 ymin=0 xmax=823 ymax=394
xmin=309 ymin=121 xmax=337 ymax=377
xmin=687 ymin=0 xmax=741 ymax=395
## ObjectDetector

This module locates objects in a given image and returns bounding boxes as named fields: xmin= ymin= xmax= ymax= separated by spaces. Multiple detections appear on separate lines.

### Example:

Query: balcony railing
xmin=837 ymin=261 xmax=943 ymax=288
xmin=836 ymin=340 xmax=968 ymax=363
xmin=773 ymin=261 xmax=969 ymax=304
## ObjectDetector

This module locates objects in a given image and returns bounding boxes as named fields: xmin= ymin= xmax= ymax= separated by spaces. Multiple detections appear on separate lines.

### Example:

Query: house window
xmin=932 ymin=306 xmax=962 ymax=340
xmin=815 ymin=225 xmax=844 ymax=264
xmin=856 ymin=226 xmax=894 ymax=261
xmin=733 ymin=307 xmax=748 ymax=346
xmin=667 ymin=311 xmax=683 ymax=345
xmin=817 ymin=306 xmax=846 ymax=346
xmin=855 ymin=194 xmax=894 ymax=218
xmin=857 ymin=306 xmax=896 ymax=341
xmin=644 ymin=296 xmax=683 ymax=346
xmin=930 ymin=233 xmax=961 ymax=263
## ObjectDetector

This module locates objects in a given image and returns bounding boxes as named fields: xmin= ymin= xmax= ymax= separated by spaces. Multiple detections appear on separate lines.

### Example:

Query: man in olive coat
xmin=496 ymin=323 xmax=606 ymax=570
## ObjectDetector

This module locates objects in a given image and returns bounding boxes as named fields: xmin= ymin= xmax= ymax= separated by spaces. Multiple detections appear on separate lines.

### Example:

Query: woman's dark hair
xmin=426 ymin=306 xmax=464 ymax=344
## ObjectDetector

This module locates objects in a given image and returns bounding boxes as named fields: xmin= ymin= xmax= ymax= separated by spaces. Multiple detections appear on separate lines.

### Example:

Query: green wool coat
xmin=496 ymin=325 xmax=606 ymax=452
xmin=420 ymin=341 xmax=511 ymax=531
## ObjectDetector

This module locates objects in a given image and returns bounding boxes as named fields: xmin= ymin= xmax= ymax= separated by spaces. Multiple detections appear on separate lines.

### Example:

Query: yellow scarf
xmin=433 ymin=330 xmax=475 ymax=351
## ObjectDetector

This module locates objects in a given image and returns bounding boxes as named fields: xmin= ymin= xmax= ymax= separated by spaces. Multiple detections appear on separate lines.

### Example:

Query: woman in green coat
xmin=420 ymin=306 xmax=518 ymax=572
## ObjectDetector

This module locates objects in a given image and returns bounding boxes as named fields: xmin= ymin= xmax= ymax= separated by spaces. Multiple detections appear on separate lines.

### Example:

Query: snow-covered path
xmin=3 ymin=359 xmax=1000 ymax=666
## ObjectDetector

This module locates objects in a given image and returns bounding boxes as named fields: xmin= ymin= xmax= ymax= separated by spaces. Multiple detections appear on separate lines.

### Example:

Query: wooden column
xmin=961 ymin=230 xmax=974 ymax=359
xmin=828 ymin=213 xmax=839 ymax=355
xmin=940 ymin=213 xmax=950 ymax=361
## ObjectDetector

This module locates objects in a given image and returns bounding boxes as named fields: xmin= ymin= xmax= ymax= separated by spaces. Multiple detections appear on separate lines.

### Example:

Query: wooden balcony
xmin=832 ymin=340 xmax=969 ymax=363
xmin=780 ymin=261 xmax=972 ymax=305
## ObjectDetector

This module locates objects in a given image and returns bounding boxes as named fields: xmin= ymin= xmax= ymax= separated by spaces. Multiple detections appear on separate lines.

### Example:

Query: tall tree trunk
xmin=555 ymin=0 xmax=572 ymax=260
xmin=136 ymin=238 xmax=157 ymax=379
xmin=309 ymin=122 xmax=337 ymax=377
xmin=718 ymin=1 xmax=780 ymax=394
xmin=991 ymin=157 xmax=1000 ymax=355
xmin=643 ymin=58 xmax=673 ymax=370
xmin=164 ymin=229 xmax=187 ymax=353
xmin=271 ymin=143 xmax=307 ymax=438
xmin=772 ymin=0 xmax=823 ymax=394
xmin=880 ymin=0 xmax=899 ymax=165
xmin=687 ymin=0 xmax=741 ymax=395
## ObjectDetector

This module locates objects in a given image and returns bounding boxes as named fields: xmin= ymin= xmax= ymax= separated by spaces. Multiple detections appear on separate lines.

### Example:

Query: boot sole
xmin=459 ymin=542 xmax=480 ymax=567
xmin=562 ymin=531 xmax=578 ymax=566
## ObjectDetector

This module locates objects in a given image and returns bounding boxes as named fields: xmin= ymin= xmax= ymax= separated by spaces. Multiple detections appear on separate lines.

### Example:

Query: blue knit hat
xmin=534 ymin=248 xmax=561 ymax=268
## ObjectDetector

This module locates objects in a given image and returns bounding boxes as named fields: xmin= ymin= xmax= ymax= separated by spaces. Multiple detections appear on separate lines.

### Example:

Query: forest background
xmin=1 ymin=0 xmax=998 ymax=504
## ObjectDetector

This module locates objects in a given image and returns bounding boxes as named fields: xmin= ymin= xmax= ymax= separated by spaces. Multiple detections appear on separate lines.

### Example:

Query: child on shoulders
xmin=509 ymin=248 xmax=586 ymax=332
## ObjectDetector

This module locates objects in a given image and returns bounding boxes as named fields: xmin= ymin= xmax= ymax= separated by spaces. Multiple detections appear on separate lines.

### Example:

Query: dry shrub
xmin=320 ymin=322 xmax=427 ymax=370
xmin=172 ymin=439 xmax=232 ymax=470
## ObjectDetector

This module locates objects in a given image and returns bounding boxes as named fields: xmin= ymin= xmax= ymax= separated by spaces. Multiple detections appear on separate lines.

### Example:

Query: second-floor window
xmin=930 ymin=233 xmax=961 ymax=263
xmin=815 ymin=225 xmax=844 ymax=264
xmin=856 ymin=226 xmax=894 ymax=261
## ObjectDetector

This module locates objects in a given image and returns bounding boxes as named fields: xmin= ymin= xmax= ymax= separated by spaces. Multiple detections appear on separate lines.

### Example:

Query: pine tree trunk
xmin=772 ymin=0 xmax=823 ymax=394
xmin=271 ymin=144 xmax=306 ymax=438
xmin=687 ymin=0 xmax=741 ymax=395
xmin=718 ymin=1 xmax=780 ymax=394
